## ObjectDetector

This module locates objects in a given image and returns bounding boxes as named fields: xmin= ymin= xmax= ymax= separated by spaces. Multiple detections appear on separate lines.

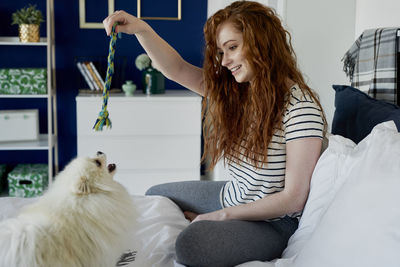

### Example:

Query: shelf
xmin=0 ymin=94 xmax=48 ymax=99
xmin=77 ymin=90 xmax=202 ymax=102
xmin=0 ymin=134 xmax=56 ymax=150
xmin=0 ymin=37 xmax=47 ymax=46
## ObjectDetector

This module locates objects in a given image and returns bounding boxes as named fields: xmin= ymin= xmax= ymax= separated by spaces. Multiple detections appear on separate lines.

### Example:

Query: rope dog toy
xmin=93 ymin=23 xmax=118 ymax=131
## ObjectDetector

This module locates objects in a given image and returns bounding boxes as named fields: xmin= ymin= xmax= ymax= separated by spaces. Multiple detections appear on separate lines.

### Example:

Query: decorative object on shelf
xmin=7 ymin=163 xmax=48 ymax=197
xmin=0 ymin=109 xmax=39 ymax=142
xmin=93 ymin=23 xmax=118 ymax=131
xmin=135 ymin=53 xmax=165 ymax=94
xmin=11 ymin=4 xmax=44 ymax=43
xmin=76 ymin=61 xmax=105 ymax=91
xmin=135 ymin=53 xmax=151 ymax=70
xmin=142 ymin=67 xmax=165 ymax=95
xmin=122 ymin=80 xmax=136 ymax=96
xmin=74 ymin=56 xmax=127 ymax=91
xmin=0 ymin=68 xmax=47 ymax=95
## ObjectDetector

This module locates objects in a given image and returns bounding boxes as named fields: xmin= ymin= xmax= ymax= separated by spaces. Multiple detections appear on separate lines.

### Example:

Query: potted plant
xmin=135 ymin=53 xmax=165 ymax=94
xmin=11 ymin=4 xmax=44 ymax=43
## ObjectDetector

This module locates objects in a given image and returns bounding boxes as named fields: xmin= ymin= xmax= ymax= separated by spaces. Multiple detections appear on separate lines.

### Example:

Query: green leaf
xmin=11 ymin=4 xmax=44 ymax=26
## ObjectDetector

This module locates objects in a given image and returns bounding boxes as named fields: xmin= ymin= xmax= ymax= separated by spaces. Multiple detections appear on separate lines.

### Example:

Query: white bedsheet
xmin=0 ymin=195 xmax=293 ymax=267
xmin=0 ymin=195 xmax=188 ymax=267
xmin=122 ymin=195 xmax=189 ymax=267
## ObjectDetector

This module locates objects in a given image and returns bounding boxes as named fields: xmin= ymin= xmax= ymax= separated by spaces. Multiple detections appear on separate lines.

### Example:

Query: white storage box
xmin=0 ymin=109 xmax=39 ymax=142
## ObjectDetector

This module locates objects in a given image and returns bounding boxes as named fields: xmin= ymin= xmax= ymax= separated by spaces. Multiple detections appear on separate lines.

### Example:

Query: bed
xmin=1 ymin=84 xmax=400 ymax=267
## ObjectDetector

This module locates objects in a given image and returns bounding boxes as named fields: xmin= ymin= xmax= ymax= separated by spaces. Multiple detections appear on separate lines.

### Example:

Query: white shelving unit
xmin=0 ymin=0 xmax=58 ymax=185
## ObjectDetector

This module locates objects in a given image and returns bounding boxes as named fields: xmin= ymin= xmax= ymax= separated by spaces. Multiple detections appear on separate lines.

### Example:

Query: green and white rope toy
xmin=93 ymin=23 xmax=119 ymax=131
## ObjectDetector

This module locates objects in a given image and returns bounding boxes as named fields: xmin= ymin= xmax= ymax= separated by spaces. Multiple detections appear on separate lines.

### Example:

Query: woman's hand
xmin=184 ymin=210 xmax=229 ymax=223
xmin=103 ymin=10 xmax=146 ymax=36
xmin=183 ymin=211 xmax=198 ymax=222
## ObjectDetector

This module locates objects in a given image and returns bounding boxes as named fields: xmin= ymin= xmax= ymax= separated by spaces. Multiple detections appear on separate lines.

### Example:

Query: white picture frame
xmin=79 ymin=0 xmax=114 ymax=29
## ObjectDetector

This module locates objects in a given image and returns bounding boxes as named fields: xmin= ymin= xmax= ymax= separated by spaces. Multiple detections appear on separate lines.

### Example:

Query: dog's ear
xmin=74 ymin=176 xmax=91 ymax=195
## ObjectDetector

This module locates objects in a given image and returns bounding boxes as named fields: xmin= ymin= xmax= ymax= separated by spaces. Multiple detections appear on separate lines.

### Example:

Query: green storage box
xmin=8 ymin=164 xmax=48 ymax=198
xmin=0 ymin=68 xmax=47 ymax=95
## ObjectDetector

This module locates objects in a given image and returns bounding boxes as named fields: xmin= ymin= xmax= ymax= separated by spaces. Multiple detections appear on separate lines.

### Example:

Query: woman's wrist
xmin=219 ymin=208 xmax=230 ymax=221
xmin=134 ymin=19 xmax=151 ymax=36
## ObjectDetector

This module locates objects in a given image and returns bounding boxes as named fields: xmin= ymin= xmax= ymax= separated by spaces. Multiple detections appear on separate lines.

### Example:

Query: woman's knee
xmin=145 ymin=183 xmax=174 ymax=196
xmin=175 ymin=220 xmax=290 ymax=266
xmin=144 ymin=184 xmax=161 ymax=196
xmin=175 ymin=221 xmax=216 ymax=266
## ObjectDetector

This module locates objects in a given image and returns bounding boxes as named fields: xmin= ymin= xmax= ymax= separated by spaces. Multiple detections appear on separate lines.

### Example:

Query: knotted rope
xmin=93 ymin=23 xmax=118 ymax=131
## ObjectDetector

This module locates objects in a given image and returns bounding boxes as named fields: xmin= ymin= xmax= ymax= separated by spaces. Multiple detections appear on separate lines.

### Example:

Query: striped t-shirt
xmin=220 ymin=84 xmax=324 ymax=218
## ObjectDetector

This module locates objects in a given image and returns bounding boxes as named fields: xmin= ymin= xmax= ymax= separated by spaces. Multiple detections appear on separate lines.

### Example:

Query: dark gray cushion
xmin=332 ymin=85 xmax=400 ymax=143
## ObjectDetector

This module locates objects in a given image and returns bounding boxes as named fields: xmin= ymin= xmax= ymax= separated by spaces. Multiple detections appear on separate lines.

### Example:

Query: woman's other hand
xmin=183 ymin=211 xmax=198 ymax=222
xmin=184 ymin=210 xmax=229 ymax=223
xmin=103 ymin=10 xmax=145 ymax=36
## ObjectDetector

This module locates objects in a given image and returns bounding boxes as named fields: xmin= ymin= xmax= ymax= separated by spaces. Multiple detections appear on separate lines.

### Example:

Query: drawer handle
xmin=19 ymin=180 xmax=33 ymax=185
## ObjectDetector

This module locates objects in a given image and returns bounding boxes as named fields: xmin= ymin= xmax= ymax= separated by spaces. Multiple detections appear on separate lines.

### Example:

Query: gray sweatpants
xmin=145 ymin=181 xmax=298 ymax=267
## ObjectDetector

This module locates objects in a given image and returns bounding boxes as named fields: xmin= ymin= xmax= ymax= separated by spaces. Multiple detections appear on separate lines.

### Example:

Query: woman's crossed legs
xmin=146 ymin=181 xmax=298 ymax=267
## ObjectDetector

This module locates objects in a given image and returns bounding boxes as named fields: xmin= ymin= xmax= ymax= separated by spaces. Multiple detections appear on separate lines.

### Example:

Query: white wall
xmin=286 ymin=0 xmax=400 ymax=128
xmin=355 ymin=0 xmax=400 ymax=38
xmin=285 ymin=0 xmax=356 ymax=130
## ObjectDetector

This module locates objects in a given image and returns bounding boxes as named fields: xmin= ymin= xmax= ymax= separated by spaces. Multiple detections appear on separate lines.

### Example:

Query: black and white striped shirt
xmin=220 ymin=85 xmax=324 ymax=218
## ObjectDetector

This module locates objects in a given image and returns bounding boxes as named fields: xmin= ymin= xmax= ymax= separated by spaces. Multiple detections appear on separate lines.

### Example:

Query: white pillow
xmin=292 ymin=121 xmax=400 ymax=267
xmin=282 ymin=132 xmax=356 ymax=258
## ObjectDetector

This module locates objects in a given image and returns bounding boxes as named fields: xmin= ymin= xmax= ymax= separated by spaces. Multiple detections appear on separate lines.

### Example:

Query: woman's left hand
xmin=183 ymin=211 xmax=198 ymax=222
xmin=184 ymin=210 xmax=228 ymax=223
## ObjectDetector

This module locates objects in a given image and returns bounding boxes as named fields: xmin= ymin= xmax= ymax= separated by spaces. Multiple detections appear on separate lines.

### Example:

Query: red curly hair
xmin=202 ymin=1 xmax=326 ymax=170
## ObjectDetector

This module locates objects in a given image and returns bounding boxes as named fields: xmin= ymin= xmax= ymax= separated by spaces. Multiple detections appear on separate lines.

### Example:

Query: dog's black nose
xmin=108 ymin=164 xmax=116 ymax=172
xmin=97 ymin=151 xmax=104 ymax=156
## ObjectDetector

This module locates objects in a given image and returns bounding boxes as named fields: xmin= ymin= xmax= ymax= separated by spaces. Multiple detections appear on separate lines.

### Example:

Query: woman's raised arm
xmin=103 ymin=10 xmax=204 ymax=96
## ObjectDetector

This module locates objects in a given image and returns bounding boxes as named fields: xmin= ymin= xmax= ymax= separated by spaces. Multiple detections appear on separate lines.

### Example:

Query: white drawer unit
xmin=76 ymin=90 xmax=202 ymax=195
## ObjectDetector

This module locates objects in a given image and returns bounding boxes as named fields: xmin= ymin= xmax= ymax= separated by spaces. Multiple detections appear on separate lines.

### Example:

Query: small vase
xmin=122 ymin=80 xmax=136 ymax=96
xmin=19 ymin=24 xmax=40 ymax=43
xmin=142 ymin=67 xmax=165 ymax=95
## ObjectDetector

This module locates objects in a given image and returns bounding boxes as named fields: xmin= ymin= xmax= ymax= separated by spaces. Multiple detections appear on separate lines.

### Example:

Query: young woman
xmin=103 ymin=1 xmax=326 ymax=266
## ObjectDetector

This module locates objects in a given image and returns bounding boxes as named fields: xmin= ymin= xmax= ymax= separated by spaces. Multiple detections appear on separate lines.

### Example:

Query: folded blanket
xmin=342 ymin=28 xmax=399 ymax=104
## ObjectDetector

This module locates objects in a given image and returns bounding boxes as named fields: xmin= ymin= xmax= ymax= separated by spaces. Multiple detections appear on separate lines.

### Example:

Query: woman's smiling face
xmin=216 ymin=21 xmax=255 ymax=83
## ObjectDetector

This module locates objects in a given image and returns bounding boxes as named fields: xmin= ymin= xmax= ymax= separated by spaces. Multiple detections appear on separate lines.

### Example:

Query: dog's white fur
xmin=0 ymin=153 xmax=136 ymax=267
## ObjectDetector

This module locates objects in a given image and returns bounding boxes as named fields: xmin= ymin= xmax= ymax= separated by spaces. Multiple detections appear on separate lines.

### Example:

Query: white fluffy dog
xmin=0 ymin=152 xmax=136 ymax=267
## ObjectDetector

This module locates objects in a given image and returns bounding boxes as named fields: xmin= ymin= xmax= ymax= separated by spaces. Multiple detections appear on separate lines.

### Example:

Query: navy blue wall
xmin=0 ymin=0 xmax=207 ymax=170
